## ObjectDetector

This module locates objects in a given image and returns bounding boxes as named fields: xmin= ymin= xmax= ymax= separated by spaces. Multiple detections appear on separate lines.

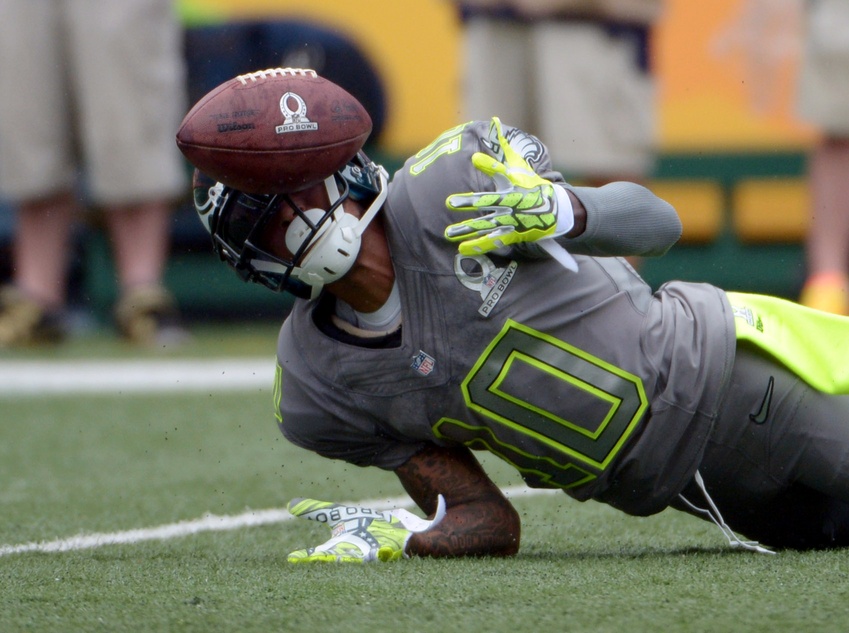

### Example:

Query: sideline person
xmin=0 ymin=0 xmax=188 ymax=346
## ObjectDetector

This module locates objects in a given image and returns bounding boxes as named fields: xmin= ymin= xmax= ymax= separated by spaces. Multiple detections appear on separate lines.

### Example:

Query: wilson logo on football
xmin=217 ymin=121 xmax=256 ymax=133
xmin=276 ymin=92 xmax=319 ymax=134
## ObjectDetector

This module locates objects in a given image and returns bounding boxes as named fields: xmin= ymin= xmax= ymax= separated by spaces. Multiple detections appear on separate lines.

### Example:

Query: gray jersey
xmin=276 ymin=121 xmax=736 ymax=517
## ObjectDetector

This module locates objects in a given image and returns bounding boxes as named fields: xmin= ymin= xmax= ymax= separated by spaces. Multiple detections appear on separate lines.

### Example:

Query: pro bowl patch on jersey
xmin=453 ymin=254 xmax=518 ymax=317
xmin=411 ymin=350 xmax=436 ymax=376
xmin=276 ymin=92 xmax=319 ymax=134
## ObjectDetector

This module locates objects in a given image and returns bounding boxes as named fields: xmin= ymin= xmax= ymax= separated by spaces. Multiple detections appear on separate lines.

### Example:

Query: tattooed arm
xmin=394 ymin=444 xmax=521 ymax=557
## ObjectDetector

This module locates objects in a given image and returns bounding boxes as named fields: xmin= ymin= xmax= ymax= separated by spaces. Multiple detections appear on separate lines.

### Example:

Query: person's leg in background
xmin=105 ymin=200 xmax=186 ymax=345
xmin=534 ymin=21 xmax=657 ymax=187
xmin=460 ymin=15 xmax=532 ymax=132
xmin=0 ymin=1 xmax=78 ymax=345
xmin=71 ymin=0 xmax=189 ymax=345
xmin=798 ymin=137 xmax=849 ymax=315
xmin=0 ymin=193 xmax=76 ymax=345
xmin=796 ymin=0 xmax=849 ymax=315
xmin=534 ymin=19 xmax=658 ymax=271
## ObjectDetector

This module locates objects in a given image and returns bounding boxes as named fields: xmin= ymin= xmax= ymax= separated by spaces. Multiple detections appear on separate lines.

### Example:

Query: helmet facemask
xmin=192 ymin=153 xmax=388 ymax=299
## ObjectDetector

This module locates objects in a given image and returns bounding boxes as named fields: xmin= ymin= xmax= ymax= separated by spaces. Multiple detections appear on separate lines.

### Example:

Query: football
xmin=176 ymin=67 xmax=372 ymax=193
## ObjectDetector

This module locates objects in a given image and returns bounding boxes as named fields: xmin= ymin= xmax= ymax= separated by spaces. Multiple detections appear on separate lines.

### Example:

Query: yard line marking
xmin=0 ymin=487 xmax=559 ymax=557
xmin=0 ymin=358 xmax=274 ymax=396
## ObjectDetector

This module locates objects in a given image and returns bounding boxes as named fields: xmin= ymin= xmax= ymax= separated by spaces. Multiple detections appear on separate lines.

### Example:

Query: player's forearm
xmin=560 ymin=181 xmax=682 ymax=257
xmin=406 ymin=493 xmax=520 ymax=557
xmin=395 ymin=444 xmax=521 ymax=557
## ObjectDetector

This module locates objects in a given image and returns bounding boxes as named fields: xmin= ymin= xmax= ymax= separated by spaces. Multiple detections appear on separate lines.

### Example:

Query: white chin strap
xmin=283 ymin=168 xmax=388 ymax=299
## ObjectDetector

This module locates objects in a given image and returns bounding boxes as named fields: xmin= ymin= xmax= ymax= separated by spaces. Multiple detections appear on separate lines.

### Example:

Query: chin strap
xmin=288 ymin=167 xmax=390 ymax=299
xmin=341 ymin=165 xmax=388 ymax=247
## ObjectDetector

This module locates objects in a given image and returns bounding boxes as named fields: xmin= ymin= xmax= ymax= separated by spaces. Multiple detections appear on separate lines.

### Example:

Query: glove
xmin=445 ymin=117 xmax=572 ymax=256
xmin=287 ymin=494 xmax=446 ymax=563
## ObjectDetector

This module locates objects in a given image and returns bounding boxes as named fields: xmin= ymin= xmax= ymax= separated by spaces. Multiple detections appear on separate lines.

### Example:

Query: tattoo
xmin=411 ymin=495 xmax=520 ymax=557
xmin=396 ymin=445 xmax=521 ymax=557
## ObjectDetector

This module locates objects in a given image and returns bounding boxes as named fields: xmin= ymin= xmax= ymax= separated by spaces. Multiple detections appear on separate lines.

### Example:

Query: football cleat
xmin=0 ymin=286 xmax=65 ymax=347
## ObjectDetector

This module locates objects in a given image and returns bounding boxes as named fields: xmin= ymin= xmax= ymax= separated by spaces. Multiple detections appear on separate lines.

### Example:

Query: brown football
xmin=176 ymin=67 xmax=372 ymax=193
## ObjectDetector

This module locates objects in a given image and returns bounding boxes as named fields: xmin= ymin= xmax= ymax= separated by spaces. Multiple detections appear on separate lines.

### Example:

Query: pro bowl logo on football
xmin=276 ymin=92 xmax=319 ymax=134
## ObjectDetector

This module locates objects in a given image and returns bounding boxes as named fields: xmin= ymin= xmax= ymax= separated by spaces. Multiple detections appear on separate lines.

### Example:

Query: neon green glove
xmin=445 ymin=117 xmax=566 ymax=255
xmin=287 ymin=495 xmax=446 ymax=563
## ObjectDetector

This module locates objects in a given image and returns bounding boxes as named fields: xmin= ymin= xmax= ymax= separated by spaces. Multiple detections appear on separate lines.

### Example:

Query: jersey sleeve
xmin=275 ymin=315 xmax=432 ymax=472
xmin=277 ymin=405 xmax=428 ymax=471
xmin=411 ymin=119 xmax=681 ymax=260
xmin=558 ymin=182 xmax=682 ymax=257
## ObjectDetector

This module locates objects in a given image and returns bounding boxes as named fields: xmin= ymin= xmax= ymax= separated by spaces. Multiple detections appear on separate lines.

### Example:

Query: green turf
xmin=2 ymin=340 xmax=849 ymax=632
xmin=0 ymin=321 xmax=284 ymax=360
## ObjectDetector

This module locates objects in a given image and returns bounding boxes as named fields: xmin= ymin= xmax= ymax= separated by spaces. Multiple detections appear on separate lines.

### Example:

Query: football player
xmin=192 ymin=113 xmax=849 ymax=561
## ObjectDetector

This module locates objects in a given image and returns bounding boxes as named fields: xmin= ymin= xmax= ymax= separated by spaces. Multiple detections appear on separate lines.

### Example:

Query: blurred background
xmin=0 ymin=0 xmax=825 ymax=330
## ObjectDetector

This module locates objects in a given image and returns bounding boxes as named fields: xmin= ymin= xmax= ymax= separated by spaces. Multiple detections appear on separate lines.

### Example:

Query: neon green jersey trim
xmin=726 ymin=291 xmax=849 ymax=394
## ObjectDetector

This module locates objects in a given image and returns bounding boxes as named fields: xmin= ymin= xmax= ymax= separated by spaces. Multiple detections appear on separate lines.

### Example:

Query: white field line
xmin=0 ymin=487 xmax=560 ymax=557
xmin=0 ymin=358 xmax=561 ymax=557
xmin=0 ymin=358 xmax=274 ymax=395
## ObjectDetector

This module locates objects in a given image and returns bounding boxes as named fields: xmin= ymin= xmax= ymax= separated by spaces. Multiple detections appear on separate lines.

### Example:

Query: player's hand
xmin=445 ymin=117 xmax=565 ymax=255
xmin=287 ymin=495 xmax=446 ymax=563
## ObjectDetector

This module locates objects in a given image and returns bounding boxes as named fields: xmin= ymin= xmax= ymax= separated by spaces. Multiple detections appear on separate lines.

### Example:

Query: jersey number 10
xmin=434 ymin=319 xmax=648 ymax=489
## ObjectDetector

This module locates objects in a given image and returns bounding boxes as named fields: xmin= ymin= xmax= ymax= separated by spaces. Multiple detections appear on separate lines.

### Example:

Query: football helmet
xmin=193 ymin=152 xmax=388 ymax=299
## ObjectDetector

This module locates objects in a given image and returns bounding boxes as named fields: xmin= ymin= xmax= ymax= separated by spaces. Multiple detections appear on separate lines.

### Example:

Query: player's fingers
xmin=445 ymin=220 xmax=495 ymax=241
xmin=287 ymin=548 xmax=365 ymax=564
xmin=457 ymin=227 xmax=516 ymax=255
xmin=287 ymin=498 xmax=333 ymax=519
xmin=287 ymin=498 xmax=392 ymax=530
xmin=445 ymin=191 xmax=502 ymax=211
xmin=500 ymin=140 xmax=534 ymax=172
xmin=471 ymin=152 xmax=507 ymax=178
xmin=445 ymin=209 xmax=517 ymax=240
xmin=286 ymin=498 xmax=353 ymax=527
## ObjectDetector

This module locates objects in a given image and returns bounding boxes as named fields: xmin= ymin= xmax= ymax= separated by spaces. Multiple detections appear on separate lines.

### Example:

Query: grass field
xmin=2 ymin=326 xmax=849 ymax=632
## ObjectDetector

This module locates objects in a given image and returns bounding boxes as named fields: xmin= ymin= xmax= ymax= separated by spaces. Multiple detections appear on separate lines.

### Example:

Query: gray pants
xmin=672 ymin=344 xmax=849 ymax=549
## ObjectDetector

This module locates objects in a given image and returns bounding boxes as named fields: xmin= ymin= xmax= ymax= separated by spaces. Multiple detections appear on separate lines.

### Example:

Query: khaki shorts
xmin=461 ymin=18 xmax=656 ymax=178
xmin=797 ymin=0 xmax=849 ymax=135
xmin=0 ymin=0 xmax=187 ymax=204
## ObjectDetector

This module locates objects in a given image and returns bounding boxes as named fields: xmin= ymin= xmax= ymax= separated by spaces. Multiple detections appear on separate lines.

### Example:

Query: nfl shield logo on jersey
xmin=411 ymin=350 xmax=436 ymax=376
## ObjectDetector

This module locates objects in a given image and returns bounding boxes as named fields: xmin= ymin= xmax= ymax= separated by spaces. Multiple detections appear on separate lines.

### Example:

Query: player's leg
xmin=675 ymin=345 xmax=849 ymax=549
xmin=774 ymin=383 xmax=849 ymax=510
xmin=675 ymin=478 xmax=849 ymax=550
